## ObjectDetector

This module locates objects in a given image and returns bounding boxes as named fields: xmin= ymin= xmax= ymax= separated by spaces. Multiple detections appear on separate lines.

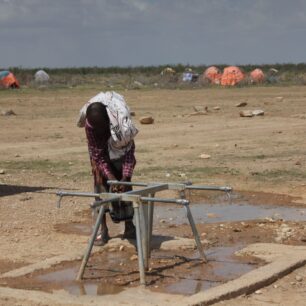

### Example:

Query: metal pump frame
xmin=56 ymin=181 xmax=232 ymax=285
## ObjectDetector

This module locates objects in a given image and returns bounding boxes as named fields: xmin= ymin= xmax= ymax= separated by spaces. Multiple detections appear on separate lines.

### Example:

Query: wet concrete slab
xmin=185 ymin=244 xmax=306 ymax=306
xmin=0 ymin=244 xmax=305 ymax=306
xmin=1 ymin=245 xmax=261 ymax=297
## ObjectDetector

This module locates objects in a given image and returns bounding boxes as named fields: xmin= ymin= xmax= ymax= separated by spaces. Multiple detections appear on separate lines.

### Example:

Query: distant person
xmin=77 ymin=92 xmax=138 ymax=246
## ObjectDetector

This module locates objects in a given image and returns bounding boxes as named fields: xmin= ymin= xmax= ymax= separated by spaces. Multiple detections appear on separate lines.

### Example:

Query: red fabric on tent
xmin=250 ymin=68 xmax=265 ymax=83
xmin=0 ymin=72 xmax=19 ymax=88
xmin=203 ymin=66 xmax=222 ymax=84
xmin=221 ymin=66 xmax=244 ymax=86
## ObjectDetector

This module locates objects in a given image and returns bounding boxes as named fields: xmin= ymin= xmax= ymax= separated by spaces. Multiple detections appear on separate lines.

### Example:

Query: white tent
xmin=34 ymin=70 xmax=50 ymax=83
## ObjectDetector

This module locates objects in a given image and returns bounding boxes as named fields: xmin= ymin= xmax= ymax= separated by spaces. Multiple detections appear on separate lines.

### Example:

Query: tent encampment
xmin=250 ymin=68 xmax=265 ymax=83
xmin=34 ymin=70 xmax=50 ymax=83
xmin=203 ymin=66 xmax=222 ymax=84
xmin=0 ymin=71 xmax=19 ymax=88
xmin=220 ymin=66 xmax=244 ymax=86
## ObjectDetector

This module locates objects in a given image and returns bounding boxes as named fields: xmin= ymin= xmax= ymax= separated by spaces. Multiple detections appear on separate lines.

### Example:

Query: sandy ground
xmin=0 ymin=85 xmax=306 ymax=305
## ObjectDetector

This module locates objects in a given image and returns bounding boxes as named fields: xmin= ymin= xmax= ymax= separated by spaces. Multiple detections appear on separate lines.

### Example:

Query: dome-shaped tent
xmin=34 ymin=70 xmax=50 ymax=83
xmin=203 ymin=66 xmax=222 ymax=84
xmin=160 ymin=67 xmax=176 ymax=76
xmin=0 ymin=71 xmax=19 ymax=88
xmin=250 ymin=68 xmax=265 ymax=83
xmin=220 ymin=66 xmax=244 ymax=86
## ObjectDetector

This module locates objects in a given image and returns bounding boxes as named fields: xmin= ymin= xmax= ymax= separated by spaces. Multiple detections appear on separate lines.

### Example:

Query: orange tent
xmin=0 ymin=71 xmax=19 ymax=88
xmin=203 ymin=66 xmax=222 ymax=84
xmin=250 ymin=68 xmax=265 ymax=83
xmin=220 ymin=66 xmax=244 ymax=86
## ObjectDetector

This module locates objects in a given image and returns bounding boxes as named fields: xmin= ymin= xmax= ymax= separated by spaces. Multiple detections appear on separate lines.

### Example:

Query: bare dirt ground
xmin=0 ymin=85 xmax=306 ymax=305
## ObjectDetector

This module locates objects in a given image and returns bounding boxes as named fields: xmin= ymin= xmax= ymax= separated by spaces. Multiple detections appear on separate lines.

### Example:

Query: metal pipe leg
xmin=147 ymin=193 xmax=155 ymax=259
xmin=134 ymin=204 xmax=146 ymax=285
xmin=76 ymin=205 xmax=106 ymax=281
xmin=184 ymin=204 xmax=207 ymax=262
xmin=92 ymin=184 xmax=102 ymax=232
xmin=140 ymin=202 xmax=149 ymax=271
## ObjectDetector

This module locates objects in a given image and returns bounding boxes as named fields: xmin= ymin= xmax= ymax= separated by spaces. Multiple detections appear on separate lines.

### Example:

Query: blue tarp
xmin=0 ymin=71 xmax=10 ymax=80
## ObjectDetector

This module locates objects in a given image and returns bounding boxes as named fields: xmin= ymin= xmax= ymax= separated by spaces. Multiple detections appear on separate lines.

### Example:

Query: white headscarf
xmin=77 ymin=91 xmax=138 ymax=159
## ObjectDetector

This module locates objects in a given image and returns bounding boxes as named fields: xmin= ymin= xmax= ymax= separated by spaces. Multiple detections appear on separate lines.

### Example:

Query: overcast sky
xmin=1 ymin=0 xmax=306 ymax=68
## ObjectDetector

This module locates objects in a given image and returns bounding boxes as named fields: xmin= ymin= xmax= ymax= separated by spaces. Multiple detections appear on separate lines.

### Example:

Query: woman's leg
xmin=92 ymin=162 xmax=110 ymax=245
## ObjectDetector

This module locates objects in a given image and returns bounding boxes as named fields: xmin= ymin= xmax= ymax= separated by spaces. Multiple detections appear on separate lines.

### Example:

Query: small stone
xmin=199 ymin=154 xmax=211 ymax=159
xmin=295 ymin=275 xmax=303 ymax=282
xmin=236 ymin=102 xmax=248 ymax=107
xmin=233 ymin=228 xmax=242 ymax=232
xmin=213 ymin=106 xmax=220 ymax=110
xmin=265 ymin=217 xmax=275 ymax=222
xmin=119 ymin=245 xmax=125 ymax=251
xmin=295 ymin=160 xmax=301 ymax=166
xmin=201 ymin=239 xmax=211 ymax=245
xmin=0 ymin=169 xmax=5 ymax=174
xmin=165 ymin=173 xmax=171 ymax=177
xmin=133 ymin=80 xmax=143 ymax=87
xmin=239 ymin=110 xmax=253 ymax=117
xmin=130 ymin=254 xmax=138 ymax=261
xmin=255 ymin=290 xmax=262 ymax=294
xmin=15 ymin=154 xmax=20 ymax=157
xmin=178 ymin=173 xmax=186 ymax=177
xmin=252 ymin=109 xmax=264 ymax=116
xmin=1 ymin=109 xmax=16 ymax=116
xmin=275 ymin=96 xmax=284 ymax=102
xmin=273 ymin=285 xmax=278 ymax=289
xmin=193 ymin=105 xmax=206 ymax=112
xmin=130 ymin=111 xmax=136 ymax=116
xmin=160 ymin=219 xmax=166 ymax=223
xmin=188 ymin=111 xmax=207 ymax=116
xmin=139 ymin=116 xmax=154 ymax=124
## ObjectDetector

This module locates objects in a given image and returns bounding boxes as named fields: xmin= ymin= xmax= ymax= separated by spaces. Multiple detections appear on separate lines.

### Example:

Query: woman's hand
xmin=108 ymin=173 xmax=119 ymax=192
xmin=118 ymin=176 xmax=129 ymax=193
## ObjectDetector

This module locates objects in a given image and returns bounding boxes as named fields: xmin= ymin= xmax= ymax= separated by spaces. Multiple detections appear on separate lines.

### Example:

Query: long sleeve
xmin=85 ymin=123 xmax=113 ymax=178
xmin=122 ymin=141 xmax=136 ymax=178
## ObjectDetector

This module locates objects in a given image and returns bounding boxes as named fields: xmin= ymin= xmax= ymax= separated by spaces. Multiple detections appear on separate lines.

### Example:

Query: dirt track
xmin=0 ymin=85 xmax=306 ymax=305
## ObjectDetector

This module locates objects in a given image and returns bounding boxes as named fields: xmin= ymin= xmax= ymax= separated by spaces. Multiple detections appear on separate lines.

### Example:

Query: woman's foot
xmin=123 ymin=221 xmax=136 ymax=239
xmin=94 ymin=229 xmax=110 ymax=246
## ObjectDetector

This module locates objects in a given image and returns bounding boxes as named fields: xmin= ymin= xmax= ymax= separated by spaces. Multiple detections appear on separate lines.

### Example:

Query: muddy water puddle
xmin=156 ymin=245 xmax=259 ymax=295
xmin=4 ymin=245 xmax=261 ymax=296
xmin=156 ymin=202 xmax=306 ymax=225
